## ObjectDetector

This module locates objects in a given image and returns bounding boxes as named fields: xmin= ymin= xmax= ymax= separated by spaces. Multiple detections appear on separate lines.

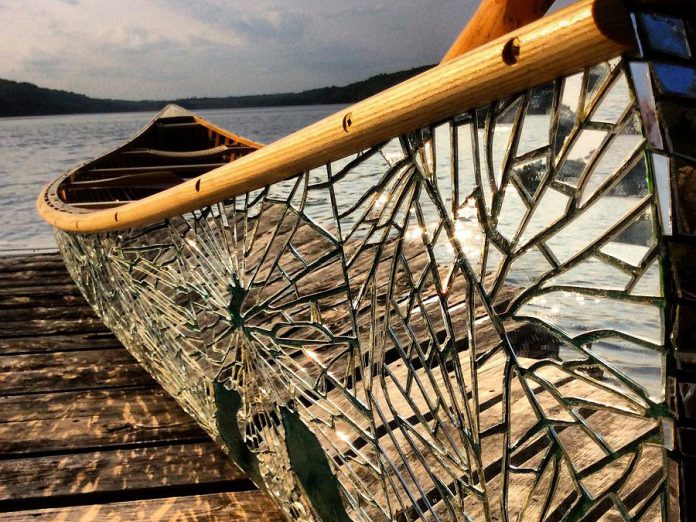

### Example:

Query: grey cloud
xmin=165 ymin=1 xmax=311 ymax=43
xmin=0 ymin=0 xmax=577 ymax=100
xmin=222 ymin=11 xmax=311 ymax=43
xmin=24 ymin=56 xmax=64 ymax=77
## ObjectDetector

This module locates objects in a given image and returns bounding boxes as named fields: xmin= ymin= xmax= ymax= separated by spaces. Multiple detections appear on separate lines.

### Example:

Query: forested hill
xmin=0 ymin=65 xmax=432 ymax=118
xmin=0 ymin=80 xmax=140 ymax=116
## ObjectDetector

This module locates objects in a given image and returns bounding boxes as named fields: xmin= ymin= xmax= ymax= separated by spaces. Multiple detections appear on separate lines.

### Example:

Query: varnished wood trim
xmin=441 ymin=0 xmax=556 ymax=63
xmin=192 ymin=116 xmax=263 ymax=150
xmin=37 ymin=0 xmax=634 ymax=233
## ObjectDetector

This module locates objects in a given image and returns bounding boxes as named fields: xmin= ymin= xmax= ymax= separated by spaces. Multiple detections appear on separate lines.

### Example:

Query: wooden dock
xmin=0 ymin=252 xmax=284 ymax=521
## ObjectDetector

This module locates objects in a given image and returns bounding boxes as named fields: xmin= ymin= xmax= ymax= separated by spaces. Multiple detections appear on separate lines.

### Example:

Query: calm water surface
xmin=0 ymin=104 xmax=345 ymax=251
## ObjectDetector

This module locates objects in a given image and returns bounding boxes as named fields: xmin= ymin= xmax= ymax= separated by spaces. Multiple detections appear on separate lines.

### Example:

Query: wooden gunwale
xmin=37 ymin=0 xmax=634 ymax=233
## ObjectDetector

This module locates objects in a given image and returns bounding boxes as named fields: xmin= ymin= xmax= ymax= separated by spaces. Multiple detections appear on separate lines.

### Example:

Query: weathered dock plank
xmin=1 ymin=249 xmax=663 ymax=520
xmin=0 ymin=442 xmax=248 ymax=506
xmin=1 ymin=491 xmax=286 ymax=521
xmin=0 ymin=293 xmax=96 ymax=310
xmin=0 ymin=284 xmax=83 ymax=298
xmin=0 ymin=388 xmax=206 ymax=456
xmin=0 ymin=304 xmax=99 ymax=321
xmin=0 ymin=348 xmax=153 ymax=394
xmin=0 ymin=252 xmax=283 ymax=520
xmin=0 ymin=274 xmax=75 ymax=289
xmin=0 ymin=332 xmax=121 ymax=355
xmin=0 ymin=255 xmax=67 ymax=272
xmin=0 ymin=316 xmax=108 ymax=337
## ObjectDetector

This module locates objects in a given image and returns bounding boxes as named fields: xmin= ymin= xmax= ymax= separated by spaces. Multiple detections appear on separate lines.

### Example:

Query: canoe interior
xmin=56 ymin=106 xmax=260 ymax=210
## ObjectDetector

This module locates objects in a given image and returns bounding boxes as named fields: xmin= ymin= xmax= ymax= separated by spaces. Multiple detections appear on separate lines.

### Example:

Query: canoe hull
xmin=48 ymin=1 xmax=696 ymax=518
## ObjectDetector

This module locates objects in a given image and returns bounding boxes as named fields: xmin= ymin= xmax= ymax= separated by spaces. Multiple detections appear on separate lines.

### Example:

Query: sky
xmin=1 ymin=0 xmax=572 ymax=101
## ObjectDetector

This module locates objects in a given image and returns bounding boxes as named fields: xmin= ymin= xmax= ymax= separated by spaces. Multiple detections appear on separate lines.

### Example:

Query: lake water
xmin=0 ymin=104 xmax=662 ymax=397
xmin=0 ymin=104 xmax=346 ymax=252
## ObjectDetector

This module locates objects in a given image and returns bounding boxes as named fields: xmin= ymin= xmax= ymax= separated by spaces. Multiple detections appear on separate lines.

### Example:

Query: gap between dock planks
xmin=0 ymin=252 xmax=284 ymax=521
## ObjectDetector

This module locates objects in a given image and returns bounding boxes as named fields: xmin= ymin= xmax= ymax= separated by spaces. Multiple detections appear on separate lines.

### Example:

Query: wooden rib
xmin=441 ymin=0 xmax=556 ymax=63
xmin=37 ymin=0 xmax=634 ymax=233
xmin=123 ymin=146 xmax=228 ymax=156
xmin=86 ymin=163 xmax=226 ymax=175
xmin=70 ymin=201 xmax=130 ymax=210
xmin=192 ymin=115 xmax=264 ymax=150
xmin=157 ymin=121 xmax=199 ymax=128
xmin=68 ymin=183 xmax=180 ymax=192
xmin=122 ymin=145 xmax=250 ymax=159
xmin=69 ymin=171 xmax=184 ymax=190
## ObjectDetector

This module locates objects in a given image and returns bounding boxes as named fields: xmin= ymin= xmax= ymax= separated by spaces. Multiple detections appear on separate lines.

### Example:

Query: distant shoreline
xmin=0 ymin=66 xmax=432 ymax=118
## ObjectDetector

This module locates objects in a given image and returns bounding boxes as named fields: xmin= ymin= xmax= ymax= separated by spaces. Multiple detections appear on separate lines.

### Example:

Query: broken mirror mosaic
xmin=54 ymin=7 xmax=696 ymax=520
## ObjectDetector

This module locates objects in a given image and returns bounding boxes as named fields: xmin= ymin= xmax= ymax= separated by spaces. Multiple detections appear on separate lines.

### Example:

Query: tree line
xmin=0 ymin=65 xmax=432 ymax=118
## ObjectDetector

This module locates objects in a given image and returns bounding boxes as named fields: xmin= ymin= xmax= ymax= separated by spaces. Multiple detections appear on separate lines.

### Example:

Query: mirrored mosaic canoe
xmin=37 ymin=0 xmax=696 ymax=520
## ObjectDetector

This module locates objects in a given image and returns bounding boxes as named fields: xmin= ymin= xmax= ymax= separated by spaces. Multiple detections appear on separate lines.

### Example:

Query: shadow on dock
xmin=0 ymin=252 xmax=284 ymax=521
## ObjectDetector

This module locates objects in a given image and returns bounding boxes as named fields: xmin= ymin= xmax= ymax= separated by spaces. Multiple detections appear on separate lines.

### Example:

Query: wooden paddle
xmin=441 ymin=0 xmax=556 ymax=62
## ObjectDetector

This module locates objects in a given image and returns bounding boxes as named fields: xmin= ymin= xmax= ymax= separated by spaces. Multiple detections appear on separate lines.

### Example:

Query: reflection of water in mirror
xmin=421 ymin=111 xmax=662 ymax=399
xmin=3 ymin=95 xmax=661 ymax=397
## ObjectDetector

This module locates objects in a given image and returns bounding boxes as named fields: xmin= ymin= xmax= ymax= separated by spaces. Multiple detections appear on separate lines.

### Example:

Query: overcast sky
xmin=1 ymin=0 xmax=572 ymax=100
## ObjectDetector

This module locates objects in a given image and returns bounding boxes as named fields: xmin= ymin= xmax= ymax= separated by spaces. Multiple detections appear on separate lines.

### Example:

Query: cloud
xmin=0 ymin=0 xmax=575 ymax=100
xmin=228 ymin=12 xmax=312 ymax=43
